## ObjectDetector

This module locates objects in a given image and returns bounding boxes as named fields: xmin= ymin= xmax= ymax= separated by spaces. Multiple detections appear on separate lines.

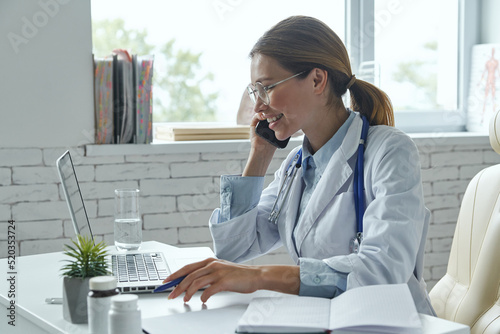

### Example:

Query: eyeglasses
xmin=247 ymin=71 xmax=305 ymax=105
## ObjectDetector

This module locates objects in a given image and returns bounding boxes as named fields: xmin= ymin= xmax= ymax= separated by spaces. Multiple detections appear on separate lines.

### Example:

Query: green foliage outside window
xmin=392 ymin=41 xmax=439 ymax=110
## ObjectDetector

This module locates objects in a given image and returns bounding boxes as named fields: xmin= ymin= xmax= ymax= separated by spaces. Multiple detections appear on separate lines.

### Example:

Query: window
xmin=374 ymin=0 xmax=458 ymax=112
xmin=91 ymin=0 xmax=345 ymax=123
xmin=346 ymin=0 xmax=473 ymax=133
xmin=92 ymin=0 xmax=476 ymax=133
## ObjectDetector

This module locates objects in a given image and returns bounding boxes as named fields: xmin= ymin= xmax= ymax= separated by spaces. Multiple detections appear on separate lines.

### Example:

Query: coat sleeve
xmin=209 ymin=147 xmax=302 ymax=263
xmin=299 ymin=257 xmax=347 ymax=298
xmin=323 ymin=129 xmax=429 ymax=289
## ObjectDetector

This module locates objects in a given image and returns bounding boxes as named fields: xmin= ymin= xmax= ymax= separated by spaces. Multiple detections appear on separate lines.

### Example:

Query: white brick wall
xmin=1 ymin=139 xmax=499 ymax=290
xmin=418 ymin=139 xmax=500 ymax=289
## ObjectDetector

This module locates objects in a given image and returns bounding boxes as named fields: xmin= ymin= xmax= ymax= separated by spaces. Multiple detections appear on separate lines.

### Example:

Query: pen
xmin=153 ymin=275 xmax=187 ymax=293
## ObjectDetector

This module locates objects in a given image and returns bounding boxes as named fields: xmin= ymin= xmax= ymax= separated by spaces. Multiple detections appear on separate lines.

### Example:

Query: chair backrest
xmin=429 ymin=110 xmax=500 ymax=333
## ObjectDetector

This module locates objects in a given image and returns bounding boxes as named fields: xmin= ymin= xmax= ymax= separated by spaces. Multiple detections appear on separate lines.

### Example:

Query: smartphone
xmin=255 ymin=120 xmax=290 ymax=149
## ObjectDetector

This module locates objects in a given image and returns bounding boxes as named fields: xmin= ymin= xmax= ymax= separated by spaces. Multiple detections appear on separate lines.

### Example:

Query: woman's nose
xmin=253 ymin=98 xmax=268 ymax=114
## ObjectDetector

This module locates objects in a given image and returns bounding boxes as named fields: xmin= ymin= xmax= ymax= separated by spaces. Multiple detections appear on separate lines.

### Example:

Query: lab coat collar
xmin=292 ymin=112 xmax=364 ymax=257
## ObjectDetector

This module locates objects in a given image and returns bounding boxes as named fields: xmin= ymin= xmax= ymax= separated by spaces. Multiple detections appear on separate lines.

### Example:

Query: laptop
xmin=56 ymin=150 xmax=215 ymax=293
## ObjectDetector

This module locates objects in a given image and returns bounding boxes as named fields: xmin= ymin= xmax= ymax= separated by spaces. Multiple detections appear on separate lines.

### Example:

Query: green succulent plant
xmin=61 ymin=235 xmax=110 ymax=279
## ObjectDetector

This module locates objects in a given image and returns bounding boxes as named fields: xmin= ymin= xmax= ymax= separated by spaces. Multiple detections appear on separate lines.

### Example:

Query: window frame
xmin=345 ymin=0 xmax=480 ymax=133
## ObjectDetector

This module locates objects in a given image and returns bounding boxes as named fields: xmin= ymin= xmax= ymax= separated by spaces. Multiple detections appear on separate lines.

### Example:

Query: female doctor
xmin=165 ymin=16 xmax=435 ymax=316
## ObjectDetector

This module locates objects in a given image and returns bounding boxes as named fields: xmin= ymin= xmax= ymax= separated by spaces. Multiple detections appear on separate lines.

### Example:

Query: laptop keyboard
xmin=111 ymin=253 xmax=169 ymax=283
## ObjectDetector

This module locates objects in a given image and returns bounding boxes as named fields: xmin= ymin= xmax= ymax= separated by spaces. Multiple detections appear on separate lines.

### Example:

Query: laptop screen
xmin=56 ymin=151 xmax=94 ymax=241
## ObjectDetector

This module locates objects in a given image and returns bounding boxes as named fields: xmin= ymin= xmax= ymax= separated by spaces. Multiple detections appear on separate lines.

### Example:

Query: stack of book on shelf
xmin=155 ymin=123 xmax=250 ymax=141
xmin=93 ymin=49 xmax=154 ymax=144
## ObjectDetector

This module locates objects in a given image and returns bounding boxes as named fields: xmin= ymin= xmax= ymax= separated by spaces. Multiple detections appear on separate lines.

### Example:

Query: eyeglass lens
xmin=247 ymin=83 xmax=269 ymax=105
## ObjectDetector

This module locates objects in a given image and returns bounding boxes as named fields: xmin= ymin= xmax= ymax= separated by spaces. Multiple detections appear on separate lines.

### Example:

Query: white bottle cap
xmin=111 ymin=294 xmax=138 ymax=311
xmin=89 ymin=276 xmax=117 ymax=291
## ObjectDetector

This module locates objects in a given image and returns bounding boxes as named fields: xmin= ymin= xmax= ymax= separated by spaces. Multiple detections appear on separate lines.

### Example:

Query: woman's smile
xmin=264 ymin=113 xmax=284 ymax=123
xmin=262 ymin=113 xmax=284 ymax=132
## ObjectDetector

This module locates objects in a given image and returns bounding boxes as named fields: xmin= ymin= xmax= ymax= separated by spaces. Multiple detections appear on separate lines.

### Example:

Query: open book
xmin=236 ymin=284 xmax=422 ymax=333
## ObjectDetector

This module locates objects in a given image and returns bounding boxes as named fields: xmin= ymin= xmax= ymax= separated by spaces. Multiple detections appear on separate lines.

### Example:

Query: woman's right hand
xmin=243 ymin=113 xmax=278 ymax=176
xmin=249 ymin=112 xmax=278 ymax=148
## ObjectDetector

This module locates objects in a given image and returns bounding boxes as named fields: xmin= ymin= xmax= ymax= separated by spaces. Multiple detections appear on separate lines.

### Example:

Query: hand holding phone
xmin=255 ymin=120 xmax=290 ymax=149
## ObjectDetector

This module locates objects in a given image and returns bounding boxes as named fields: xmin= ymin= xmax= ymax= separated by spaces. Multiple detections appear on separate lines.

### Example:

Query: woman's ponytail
xmin=349 ymin=79 xmax=394 ymax=126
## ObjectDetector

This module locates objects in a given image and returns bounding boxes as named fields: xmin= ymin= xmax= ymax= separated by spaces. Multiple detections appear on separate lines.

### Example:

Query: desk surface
xmin=1 ymin=241 xmax=469 ymax=334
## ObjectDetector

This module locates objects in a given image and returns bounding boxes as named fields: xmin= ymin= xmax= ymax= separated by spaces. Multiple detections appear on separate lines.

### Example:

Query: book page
xmin=329 ymin=284 xmax=421 ymax=333
xmin=237 ymin=296 xmax=330 ymax=333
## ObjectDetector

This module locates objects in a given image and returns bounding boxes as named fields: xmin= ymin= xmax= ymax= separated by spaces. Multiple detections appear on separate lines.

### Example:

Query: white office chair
xmin=429 ymin=109 xmax=500 ymax=334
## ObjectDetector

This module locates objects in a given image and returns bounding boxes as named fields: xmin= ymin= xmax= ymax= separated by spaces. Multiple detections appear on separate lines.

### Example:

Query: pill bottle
xmin=108 ymin=294 xmax=142 ymax=334
xmin=87 ymin=276 xmax=119 ymax=334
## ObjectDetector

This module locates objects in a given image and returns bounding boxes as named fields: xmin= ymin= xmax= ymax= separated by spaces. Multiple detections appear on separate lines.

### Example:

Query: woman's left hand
xmin=165 ymin=258 xmax=263 ymax=303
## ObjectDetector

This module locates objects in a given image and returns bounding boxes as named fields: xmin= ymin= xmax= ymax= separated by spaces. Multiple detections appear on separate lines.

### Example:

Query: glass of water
xmin=114 ymin=189 xmax=142 ymax=251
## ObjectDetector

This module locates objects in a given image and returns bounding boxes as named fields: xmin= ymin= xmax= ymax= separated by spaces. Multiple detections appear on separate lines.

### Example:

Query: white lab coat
xmin=209 ymin=112 xmax=435 ymax=315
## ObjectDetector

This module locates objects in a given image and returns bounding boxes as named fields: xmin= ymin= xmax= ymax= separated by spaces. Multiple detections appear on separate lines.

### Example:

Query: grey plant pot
xmin=63 ymin=277 xmax=91 ymax=324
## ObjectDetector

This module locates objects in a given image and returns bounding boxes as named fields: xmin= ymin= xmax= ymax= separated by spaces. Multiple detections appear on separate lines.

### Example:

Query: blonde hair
xmin=250 ymin=16 xmax=394 ymax=127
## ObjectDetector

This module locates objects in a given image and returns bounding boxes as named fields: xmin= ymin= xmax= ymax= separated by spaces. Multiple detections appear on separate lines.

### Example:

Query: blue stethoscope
xmin=269 ymin=115 xmax=370 ymax=254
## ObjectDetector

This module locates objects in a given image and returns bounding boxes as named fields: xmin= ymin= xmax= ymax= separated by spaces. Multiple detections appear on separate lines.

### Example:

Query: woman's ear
xmin=312 ymin=68 xmax=328 ymax=95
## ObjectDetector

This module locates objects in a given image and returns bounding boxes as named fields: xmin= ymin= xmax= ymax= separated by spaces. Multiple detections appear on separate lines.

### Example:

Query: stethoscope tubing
xmin=269 ymin=150 xmax=303 ymax=223
xmin=353 ymin=115 xmax=369 ymax=242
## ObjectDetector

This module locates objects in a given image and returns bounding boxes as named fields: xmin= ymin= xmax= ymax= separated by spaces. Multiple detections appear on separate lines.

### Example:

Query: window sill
xmin=85 ymin=132 xmax=490 ymax=156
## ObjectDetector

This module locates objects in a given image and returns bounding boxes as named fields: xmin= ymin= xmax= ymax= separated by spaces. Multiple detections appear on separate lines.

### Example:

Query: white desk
xmin=0 ymin=241 xmax=469 ymax=334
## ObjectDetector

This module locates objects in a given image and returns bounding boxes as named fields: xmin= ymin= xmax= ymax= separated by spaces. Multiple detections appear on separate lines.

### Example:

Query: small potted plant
xmin=60 ymin=235 xmax=110 ymax=324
